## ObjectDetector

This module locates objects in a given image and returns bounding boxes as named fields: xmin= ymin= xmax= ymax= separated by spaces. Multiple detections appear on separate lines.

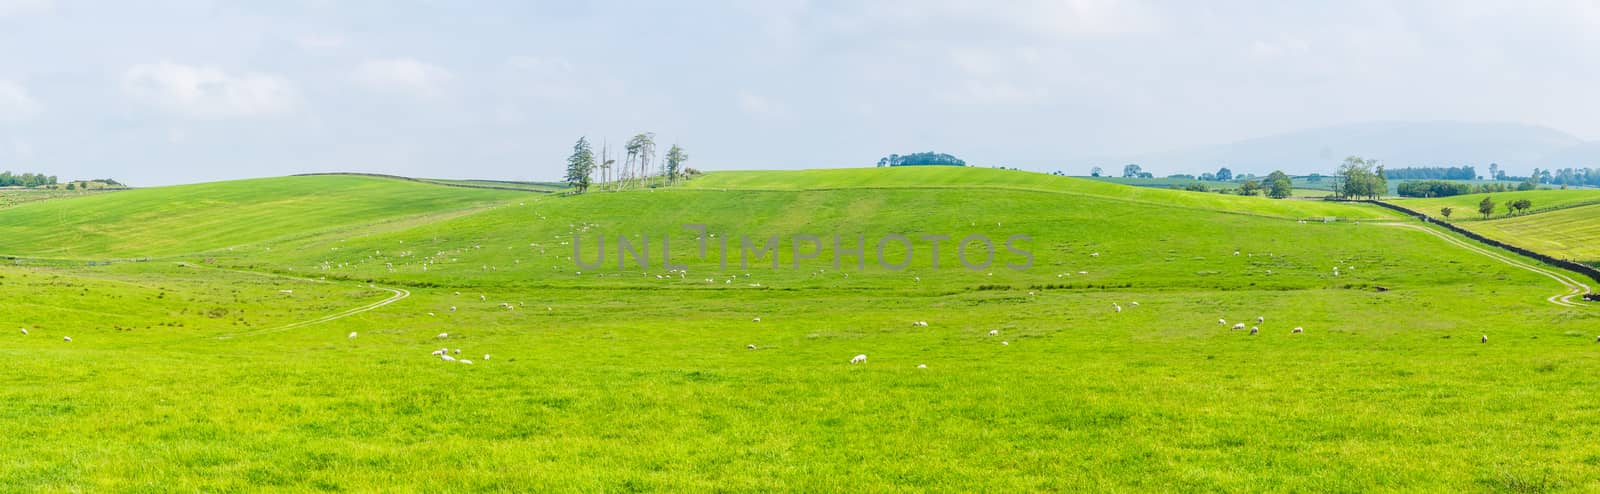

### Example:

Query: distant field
xmin=2 ymin=168 xmax=1597 ymax=491
xmin=1455 ymin=203 xmax=1600 ymax=263
xmin=427 ymin=178 xmax=568 ymax=192
xmin=1394 ymin=188 xmax=1600 ymax=220
xmin=0 ymin=188 xmax=120 ymax=209
xmin=694 ymin=168 xmax=1396 ymax=220
xmin=0 ymin=175 xmax=525 ymax=258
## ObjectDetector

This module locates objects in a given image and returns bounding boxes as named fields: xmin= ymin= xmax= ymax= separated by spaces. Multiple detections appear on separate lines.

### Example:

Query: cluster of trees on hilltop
xmin=565 ymin=134 xmax=693 ymax=194
xmin=877 ymin=152 xmax=966 ymax=167
xmin=0 ymin=171 xmax=58 ymax=187
xmin=1384 ymin=166 xmax=1476 ymax=180
xmin=1333 ymin=156 xmax=1388 ymax=199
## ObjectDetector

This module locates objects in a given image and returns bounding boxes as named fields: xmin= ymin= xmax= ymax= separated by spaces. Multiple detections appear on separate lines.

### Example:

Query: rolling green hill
xmin=0 ymin=168 xmax=1597 ymax=491
xmin=1394 ymin=189 xmax=1600 ymax=263
xmin=1394 ymin=188 xmax=1600 ymax=220
xmin=1464 ymin=203 xmax=1600 ymax=263
xmin=0 ymin=175 xmax=527 ymax=258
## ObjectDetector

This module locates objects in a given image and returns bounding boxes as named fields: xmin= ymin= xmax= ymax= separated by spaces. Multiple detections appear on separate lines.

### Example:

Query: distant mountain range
xmin=1075 ymin=122 xmax=1600 ymax=176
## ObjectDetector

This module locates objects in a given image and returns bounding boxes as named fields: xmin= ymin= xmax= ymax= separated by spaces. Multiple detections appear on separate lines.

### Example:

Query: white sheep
xmin=1218 ymin=318 xmax=1226 ymax=326
xmin=1113 ymin=304 xmax=1122 ymax=313
xmin=1130 ymin=301 xmax=1139 ymax=307
xmin=1090 ymin=252 xmax=1100 ymax=257
xmin=437 ymin=333 xmax=449 ymax=339
xmin=1001 ymin=341 xmax=1009 ymax=346
xmin=850 ymin=354 xmax=867 ymax=364
xmin=1292 ymin=327 xmax=1304 ymax=333
xmin=752 ymin=317 xmax=761 ymax=323
xmin=1257 ymin=316 xmax=1265 ymax=324
xmin=1249 ymin=326 xmax=1259 ymax=335
xmin=449 ymin=306 xmax=457 ymax=312
xmin=440 ymin=354 xmax=457 ymax=362
xmin=484 ymin=354 xmax=491 ymax=360
xmin=19 ymin=328 xmax=26 ymax=335
xmin=917 ymin=364 xmax=928 ymax=369
xmin=1232 ymin=323 xmax=1246 ymax=330
xmin=63 ymin=336 xmax=71 ymax=342
xmin=459 ymin=359 xmax=473 ymax=365
xmin=1481 ymin=335 xmax=1488 ymax=343
xmin=453 ymin=349 xmax=461 ymax=354
xmin=989 ymin=329 xmax=999 ymax=336
xmin=747 ymin=344 xmax=757 ymax=350
xmin=431 ymin=349 xmax=445 ymax=356
xmin=348 ymin=332 xmax=358 ymax=339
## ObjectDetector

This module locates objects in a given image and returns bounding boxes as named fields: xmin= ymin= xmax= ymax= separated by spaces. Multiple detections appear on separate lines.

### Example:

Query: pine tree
xmin=565 ymin=137 xmax=595 ymax=193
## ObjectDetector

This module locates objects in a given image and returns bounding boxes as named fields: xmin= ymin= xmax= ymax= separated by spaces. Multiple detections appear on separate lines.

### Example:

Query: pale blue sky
xmin=2 ymin=0 xmax=1598 ymax=184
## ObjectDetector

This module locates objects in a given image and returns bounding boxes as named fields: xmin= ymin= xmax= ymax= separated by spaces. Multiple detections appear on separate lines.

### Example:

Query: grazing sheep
xmin=1257 ymin=316 xmax=1265 ymax=324
xmin=850 ymin=354 xmax=867 ymax=364
xmin=440 ymin=354 xmax=457 ymax=362
xmin=19 ymin=328 xmax=26 ymax=335
xmin=1131 ymin=301 xmax=1139 ymax=307
xmin=427 ymin=312 xmax=436 ymax=317
xmin=449 ymin=306 xmax=457 ymax=312
xmin=747 ymin=344 xmax=757 ymax=350
xmin=431 ymin=349 xmax=445 ymax=356
xmin=459 ymin=359 xmax=473 ymax=365
xmin=1001 ymin=341 xmax=1009 ymax=346
xmin=279 ymin=289 xmax=294 ymax=294
xmin=1292 ymin=327 xmax=1304 ymax=333
xmin=1232 ymin=323 xmax=1246 ymax=330
xmin=1218 ymin=318 xmax=1226 ymax=326
xmin=917 ymin=364 xmax=928 ymax=369
xmin=437 ymin=333 xmax=449 ymax=339
xmin=1481 ymin=335 xmax=1488 ymax=343
xmin=1113 ymin=304 xmax=1122 ymax=313
xmin=484 ymin=354 xmax=491 ymax=360
xmin=348 ymin=332 xmax=358 ymax=339
xmin=1090 ymin=252 xmax=1100 ymax=257
xmin=1249 ymin=327 xmax=1259 ymax=335
xmin=989 ymin=329 xmax=1000 ymax=336
xmin=453 ymin=349 xmax=461 ymax=355
xmin=63 ymin=336 xmax=71 ymax=342
xmin=753 ymin=317 xmax=761 ymax=323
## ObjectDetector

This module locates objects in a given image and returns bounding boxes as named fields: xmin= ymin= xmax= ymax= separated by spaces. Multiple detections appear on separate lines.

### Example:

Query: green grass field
xmin=1394 ymin=189 xmax=1600 ymax=264
xmin=1395 ymin=189 xmax=1600 ymax=221
xmin=2 ymin=168 xmax=1598 ymax=491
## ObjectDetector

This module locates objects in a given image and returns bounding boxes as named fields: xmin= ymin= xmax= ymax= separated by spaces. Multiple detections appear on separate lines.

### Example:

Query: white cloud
xmin=1248 ymin=38 xmax=1311 ymax=60
xmin=350 ymin=58 xmax=454 ymax=98
xmin=122 ymin=62 xmax=299 ymax=118
xmin=736 ymin=91 xmax=788 ymax=118
xmin=938 ymin=80 xmax=1049 ymax=105
xmin=293 ymin=34 xmax=346 ymax=53
xmin=0 ymin=80 xmax=41 ymax=122
xmin=0 ymin=0 xmax=52 ymax=17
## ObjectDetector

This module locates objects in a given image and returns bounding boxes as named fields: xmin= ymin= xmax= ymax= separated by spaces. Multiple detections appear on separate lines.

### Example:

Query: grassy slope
xmin=1393 ymin=188 xmax=1600 ymax=220
xmin=688 ymin=168 xmax=1396 ymax=220
xmin=1465 ymin=204 xmax=1600 ymax=262
xmin=1395 ymin=189 xmax=1600 ymax=263
xmin=0 ymin=175 xmax=527 ymax=259
xmin=1 ymin=168 xmax=1598 ymax=491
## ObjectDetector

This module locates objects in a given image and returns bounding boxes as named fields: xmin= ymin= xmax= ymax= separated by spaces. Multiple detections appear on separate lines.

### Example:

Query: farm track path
xmin=1378 ymin=222 xmax=1593 ymax=308
xmin=207 ymin=266 xmax=412 ymax=339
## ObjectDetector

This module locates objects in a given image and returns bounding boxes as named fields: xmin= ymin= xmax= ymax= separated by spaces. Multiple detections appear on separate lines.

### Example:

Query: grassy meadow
xmin=1395 ymin=189 xmax=1600 ymax=264
xmin=2 ymin=168 xmax=1598 ymax=491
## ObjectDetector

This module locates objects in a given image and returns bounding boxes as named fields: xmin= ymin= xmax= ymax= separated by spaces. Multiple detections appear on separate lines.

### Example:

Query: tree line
xmin=1383 ymin=166 xmax=1476 ymax=180
xmin=878 ymin=152 xmax=966 ymax=167
xmin=565 ymin=134 xmax=694 ymax=194
xmin=0 ymin=171 xmax=59 ymax=188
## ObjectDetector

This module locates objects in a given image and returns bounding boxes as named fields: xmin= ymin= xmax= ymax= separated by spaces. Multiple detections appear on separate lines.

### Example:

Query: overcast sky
xmin=2 ymin=0 xmax=1599 ymax=185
